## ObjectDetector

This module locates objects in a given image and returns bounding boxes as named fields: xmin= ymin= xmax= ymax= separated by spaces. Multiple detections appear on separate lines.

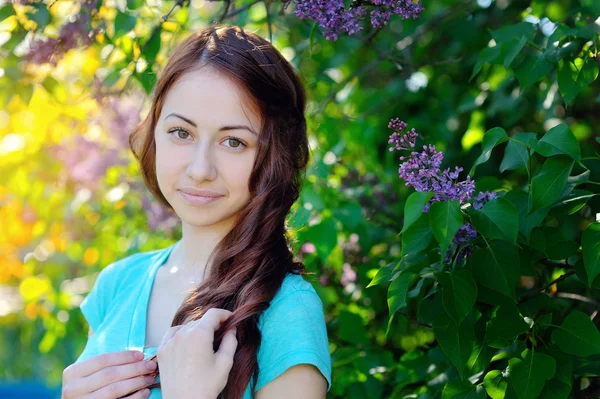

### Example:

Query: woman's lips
xmin=177 ymin=190 xmax=223 ymax=206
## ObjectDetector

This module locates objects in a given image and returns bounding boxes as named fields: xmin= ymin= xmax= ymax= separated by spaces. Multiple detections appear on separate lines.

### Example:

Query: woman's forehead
xmin=161 ymin=69 xmax=262 ymax=132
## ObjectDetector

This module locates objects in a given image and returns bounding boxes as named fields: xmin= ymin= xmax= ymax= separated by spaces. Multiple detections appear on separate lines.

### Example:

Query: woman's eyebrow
xmin=165 ymin=113 xmax=258 ymax=136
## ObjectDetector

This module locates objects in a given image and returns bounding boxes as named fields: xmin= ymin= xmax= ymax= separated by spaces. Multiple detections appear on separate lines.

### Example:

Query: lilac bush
xmin=25 ymin=3 xmax=98 ymax=66
xmin=388 ymin=118 xmax=497 ymax=261
xmin=283 ymin=0 xmax=424 ymax=40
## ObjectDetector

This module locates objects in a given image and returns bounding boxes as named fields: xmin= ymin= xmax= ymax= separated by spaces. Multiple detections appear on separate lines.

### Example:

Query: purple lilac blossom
xmin=389 ymin=122 xmax=476 ymax=211
xmin=473 ymin=191 xmax=499 ymax=210
xmin=340 ymin=263 xmax=357 ymax=287
xmin=389 ymin=118 xmax=498 ymax=262
xmin=25 ymin=7 xmax=98 ymax=66
xmin=284 ymin=0 xmax=423 ymax=41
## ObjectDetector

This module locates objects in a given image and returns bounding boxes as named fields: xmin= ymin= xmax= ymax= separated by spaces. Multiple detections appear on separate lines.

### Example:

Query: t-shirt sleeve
xmin=255 ymin=288 xmax=332 ymax=393
xmin=80 ymin=264 xmax=117 ymax=332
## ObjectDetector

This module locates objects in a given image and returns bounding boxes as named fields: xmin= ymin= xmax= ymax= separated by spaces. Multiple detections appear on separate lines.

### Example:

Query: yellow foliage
xmin=0 ymin=199 xmax=35 ymax=246
xmin=0 ymin=243 xmax=24 ymax=282
xmin=83 ymin=248 xmax=100 ymax=266
xmin=85 ymin=212 xmax=100 ymax=226
xmin=461 ymin=110 xmax=485 ymax=152
xmin=49 ymin=223 xmax=68 ymax=252
xmin=20 ymin=275 xmax=52 ymax=302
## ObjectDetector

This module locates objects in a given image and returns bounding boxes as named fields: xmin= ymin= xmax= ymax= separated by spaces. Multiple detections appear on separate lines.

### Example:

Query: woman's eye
xmin=224 ymin=137 xmax=246 ymax=149
xmin=168 ymin=128 xmax=191 ymax=140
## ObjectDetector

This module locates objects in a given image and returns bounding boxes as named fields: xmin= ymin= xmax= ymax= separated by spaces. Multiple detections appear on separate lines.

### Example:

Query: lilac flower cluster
xmin=25 ymin=3 xmax=98 ymax=66
xmin=473 ymin=191 xmax=498 ymax=210
xmin=389 ymin=118 xmax=476 ymax=211
xmin=388 ymin=118 xmax=498 ymax=262
xmin=283 ymin=0 xmax=423 ymax=41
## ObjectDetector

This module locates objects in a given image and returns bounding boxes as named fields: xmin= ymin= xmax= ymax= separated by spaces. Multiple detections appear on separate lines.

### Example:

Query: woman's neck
xmin=171 ymin=217 xmax=235 ymax=280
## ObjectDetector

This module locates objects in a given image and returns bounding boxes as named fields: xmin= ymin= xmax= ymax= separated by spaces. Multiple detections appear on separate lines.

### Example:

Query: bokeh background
xmin=1 ymin=0 xmax=599 ymax=397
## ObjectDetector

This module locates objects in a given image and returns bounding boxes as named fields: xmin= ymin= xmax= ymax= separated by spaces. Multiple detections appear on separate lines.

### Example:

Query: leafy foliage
xmin=1 ymin=0 xmax=599 ymax=397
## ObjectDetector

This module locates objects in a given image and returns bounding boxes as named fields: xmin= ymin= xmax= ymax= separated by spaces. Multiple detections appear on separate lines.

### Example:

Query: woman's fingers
xmin=196 ymin=308 xmax=233 ymax=331
xmin=68 ymin=351 xmax=143 ymax=379
xmin=84 ymin=359 xmax=156 ymax=393
xmin=159 ymin=325 xmax=184 ymax=348
xmin=87 ymin=374 xmax=155 ymax=399
xmin=215 ymin=328 xmax=238 ymax=371
xmin=120 ymin=387 xmax=151 ymax=399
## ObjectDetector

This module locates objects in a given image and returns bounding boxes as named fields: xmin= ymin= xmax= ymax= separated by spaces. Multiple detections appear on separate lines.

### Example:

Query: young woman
xmin=61 ymin=25 xmax=331 ymax=399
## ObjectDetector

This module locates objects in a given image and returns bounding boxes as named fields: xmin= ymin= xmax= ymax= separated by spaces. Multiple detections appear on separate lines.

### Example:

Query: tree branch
xmin=517 ymin=270 xmax=577 ymax=305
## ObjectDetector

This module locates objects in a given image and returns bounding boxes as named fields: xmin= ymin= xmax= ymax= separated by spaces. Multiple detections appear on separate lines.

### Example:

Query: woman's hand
xmin=62 ymin=350 xmax=158 ymax=398
xmin=156 ymin=308 xmax=238 ymax=399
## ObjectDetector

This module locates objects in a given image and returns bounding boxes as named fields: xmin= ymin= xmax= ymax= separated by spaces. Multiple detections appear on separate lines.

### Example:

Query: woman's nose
xmin=185 ymin=143 xmax=217 ymax=182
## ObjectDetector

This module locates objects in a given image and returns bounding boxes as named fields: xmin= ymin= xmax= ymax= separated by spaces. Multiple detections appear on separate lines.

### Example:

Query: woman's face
xmin=154 ymin=67 xmax=262 ymax=229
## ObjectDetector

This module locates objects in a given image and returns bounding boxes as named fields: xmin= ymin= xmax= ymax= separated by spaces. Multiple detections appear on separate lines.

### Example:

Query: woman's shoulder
xmin=254 ymin=272 xmax=331 ymax=392
xmin=94 ymin=245 xmax=171 ymax=289
xmin=270 ymin=273 xmax=321 ymax=304
xmin=260 ymin=273 xmax=325 ymax=325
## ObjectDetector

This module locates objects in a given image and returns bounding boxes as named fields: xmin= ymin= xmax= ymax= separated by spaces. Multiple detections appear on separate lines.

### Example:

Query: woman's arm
xmin=256 ymin=364 xmax=327 ymax=399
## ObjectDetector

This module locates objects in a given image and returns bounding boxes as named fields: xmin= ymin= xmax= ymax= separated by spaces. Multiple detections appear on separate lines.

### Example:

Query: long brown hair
xmin=128 ymin=26 xmax=310 ymax=398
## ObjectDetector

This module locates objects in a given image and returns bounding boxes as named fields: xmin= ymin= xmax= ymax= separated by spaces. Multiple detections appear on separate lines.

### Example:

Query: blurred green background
xmin=0 ymin=0 xmax=598 ymax=397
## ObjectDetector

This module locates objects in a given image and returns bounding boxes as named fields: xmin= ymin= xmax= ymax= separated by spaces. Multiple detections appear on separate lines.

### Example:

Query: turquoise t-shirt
xmin=75 ymin=241 xmax=332 ymax=398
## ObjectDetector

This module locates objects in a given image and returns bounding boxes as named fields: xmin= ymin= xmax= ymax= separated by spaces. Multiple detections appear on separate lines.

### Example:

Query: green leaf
xmin=470 ymin=197 xmax=519 ymax=242
xmin=491 ymin=22 xmax=537 ymax=44
xmin=442 ymin=380 xmax=486 ymax=399
xmin=103 ymin=68 xmax=123 ymax=88
xmin=513 ymin=54 xmax=554 ymax=89
xmin=470 ymin=46 xmax=501 ymax=81
xmin=402 ymin=192 xmax=434 ymax=233
xmin=0 ymin=5 xmax=15 ymax=22
xmin=508 ymin=349 xmax=556 ymax=399
xmin=366 ymin=261 xmax=397 ymax=288
xmin=485 ymin=304 xmax=530 ymax=348
xmin=538 ymin=380 xmax=571 ymax=399
xmin=134 ymin=66 xmax=156 ymax=95
xmin=551 ymin=190 xmax=596 ymax=215
xmin=490 ymin=23 xmax=537 ymax=69
xmin=142 ymin=27 xmax=162 ymax=63
xmin=499 ymin=35 xmax=528 ymax=68
xmin=529 ymin=155 xmax=574 ymax=213
xmin=287 ymin=205 xmax=311 ymax=229
xmin=127 ymin=0 xmax=144 ymax=9
xmin=418 ymin=292 xmax=443 ymax=325
xmin=387 ymin=263 xmax=423 ymax=329
xmin=470 ymin=241 xmax=519 ymax=300
xmin=26 ymin=4 xmax=50 ymax=26
xmin=333 ymin=202 xmax=363 ymax=230
xmin=337 ymin=310 xmax=368 ymax=345
xmin=388 ymin=273 xmax=412 ymax=317
xmin=503 ymin=189 xmax=549 ymax=240
xmin=483 ymin=370 xmax=508 ymax=399
xmin=113 ymin=11 xmax=137 ymax=39
xmin=582 ymin=223 xmax=600 ymax=287
xmin=401 ymin=213 xmax=433 ymax=256
xmin=470 ymin=127 xmax=509 ymax=175
xmin=546 ymin=240 xmax=578 ymax=261
xmin=500 ymin=133 xmax=536 ymax=173
xmin=557 ymin=57 xmax=599 ymax=106
xmin=433 ymin=310 xmax=475 ymax=379
xmin=305 ymin=218 xmax=337 ymax=260
xmin=429 ymin=201 xmax=463 ymax=259
xmin=41 ymin=76 xmax=66 ymax=103
xmin=552 ymin=311 xmax=600 ymax=357
xmin=534 ymin=123 xmax=581 ymax=161
xmin=436 ymin=270 xmax=477 ymax=325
